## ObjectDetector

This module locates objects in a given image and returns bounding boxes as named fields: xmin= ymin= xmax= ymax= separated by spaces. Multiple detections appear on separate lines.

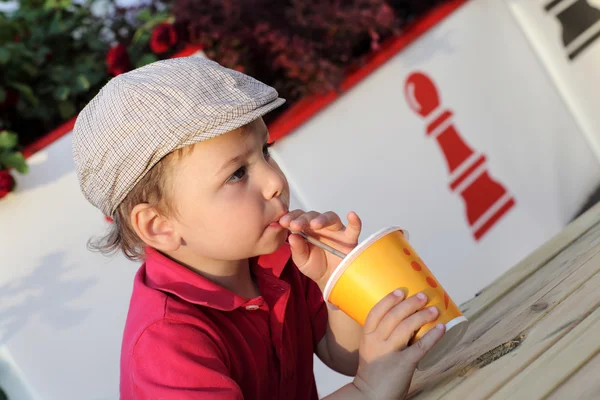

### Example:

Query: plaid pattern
xmin=72 ymin=56 xmax=285 ymax=217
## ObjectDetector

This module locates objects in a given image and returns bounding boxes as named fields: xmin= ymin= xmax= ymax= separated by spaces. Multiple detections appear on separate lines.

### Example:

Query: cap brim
xmin=198 ymin=97 xmax=287 ymax=141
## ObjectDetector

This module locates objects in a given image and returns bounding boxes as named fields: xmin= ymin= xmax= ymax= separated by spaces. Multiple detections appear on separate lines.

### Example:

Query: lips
xmin=268 ymin=210 xmax=289 ymax=228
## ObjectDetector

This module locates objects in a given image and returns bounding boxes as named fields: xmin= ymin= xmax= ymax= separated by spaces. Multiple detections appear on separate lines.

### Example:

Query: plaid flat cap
xmin=72 ymin=56 xmax=285 ymax=217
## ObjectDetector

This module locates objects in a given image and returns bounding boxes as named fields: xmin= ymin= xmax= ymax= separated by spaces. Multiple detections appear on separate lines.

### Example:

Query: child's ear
xmin=131 ymin=203 xmax=181 ymax=252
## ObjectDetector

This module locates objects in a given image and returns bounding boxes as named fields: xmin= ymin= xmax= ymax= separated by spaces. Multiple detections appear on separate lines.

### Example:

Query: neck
xmin=164 ymin=251 xmax=260 ymax=299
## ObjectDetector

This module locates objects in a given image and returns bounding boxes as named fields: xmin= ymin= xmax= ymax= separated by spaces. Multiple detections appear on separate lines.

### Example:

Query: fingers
xmin=288 ymin=233 xmax=311 ymax=267
xmin=280 ymin=210 xmax=320 ymax=231
xmin=280 ymin=210 xmax=342 ymax=233
xmin=280 ymin=210 xmax=362 ymax=235
xmin=311 ymin=211 xmax=344 ymax=231
xmin=403 ymin=323 xmax=446 ymax=366
xmin=387 ymin=306 xmax=440 ymax=350
xmin=363 ymin=289 xmax=406 ymax=335
xmin=279 ymin=209 xmax=308 ymax=228
xmin=376 ymin=292 xmax=429 ymax=340
xmin=346 ymin=211 xmax=362 ymax=237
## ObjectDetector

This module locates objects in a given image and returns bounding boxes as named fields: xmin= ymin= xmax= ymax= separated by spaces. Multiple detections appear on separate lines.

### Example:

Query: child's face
xmin=166 ymin=118 xmax=290 ymax=261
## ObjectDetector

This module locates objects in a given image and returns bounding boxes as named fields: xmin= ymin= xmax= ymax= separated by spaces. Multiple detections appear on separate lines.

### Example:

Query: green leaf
xmin=8 ymin=82 xmax=39 ymax=107
xmin=137 ymin=9 xmax=152 ymax=23
xmin=0 ymin=47 xmax=9 ymax=65
xmin=22 ymin=62 xmax=39 ymax=77
xmin=75 ymin=74 xmax=90 ymax=91
xmin=135 ymin=53 xmax=158 ymax=68
xmin=53 ymin=86 xmax=70 ymax=101
xmin=34 ymin=46 xmax=52 ymax=64
xmin=0 ymin=131 xmax=18 ymax=150
xmin=87 ymin=37 xmax=106 ymax=52
xmin=44 ymin=0 xmax=72 ymax=10
xmin=58 ymin=100 xmax=76 ymax=119
xmin=132 ymin=28 xmax=151 ymax=46
xmin=0 ymin=152 xmax=28 ymax=174
xmin=49 ymin=65 xmax=71 ymax=83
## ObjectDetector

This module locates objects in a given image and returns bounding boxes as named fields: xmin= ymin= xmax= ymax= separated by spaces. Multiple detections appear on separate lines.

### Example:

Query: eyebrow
xmin=215 ymin=130 xmax=269 ymax=176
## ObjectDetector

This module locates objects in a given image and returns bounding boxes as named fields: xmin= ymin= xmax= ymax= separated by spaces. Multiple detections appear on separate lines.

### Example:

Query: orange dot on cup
xmin=444 ymin=292 xmax=450 ymax=309
xmin=411 ymin=261 xmax=422 ymax=271
xmin=403 ymin=248 xmax=411 ymax=256
xmin=426 ymin=277 xmax=438 ymax=288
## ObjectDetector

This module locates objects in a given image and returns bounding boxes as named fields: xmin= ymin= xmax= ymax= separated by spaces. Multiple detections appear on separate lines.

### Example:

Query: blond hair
xmin=88 ymin=147 xmax=192 ymax=261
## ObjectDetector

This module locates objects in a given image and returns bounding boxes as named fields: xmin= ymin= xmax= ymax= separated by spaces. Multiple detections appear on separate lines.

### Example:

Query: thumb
xmin=403 ymin=324 xmax=446 ymax=366
xmin=288 ymin=233 xmax=311 ymax=269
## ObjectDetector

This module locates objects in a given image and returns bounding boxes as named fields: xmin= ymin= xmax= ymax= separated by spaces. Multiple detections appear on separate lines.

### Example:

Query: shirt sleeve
xmin=130 ymin=319 xmax=243 ymax=400
xmin=299 ymin=270 xmax=328 ymax=349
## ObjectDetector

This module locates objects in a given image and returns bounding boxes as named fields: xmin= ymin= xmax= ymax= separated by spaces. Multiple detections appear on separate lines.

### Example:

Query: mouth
xmin=267 ymin=210 xmax=289 ymax=229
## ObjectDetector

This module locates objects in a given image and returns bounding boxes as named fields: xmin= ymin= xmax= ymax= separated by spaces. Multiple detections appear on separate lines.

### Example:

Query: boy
xmin=72 ymin=56 xmax=445 ymax=399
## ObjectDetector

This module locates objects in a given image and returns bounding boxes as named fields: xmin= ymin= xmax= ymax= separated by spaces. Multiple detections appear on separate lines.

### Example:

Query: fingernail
xmin=416 ymin=292 xmax=427 ymax=301
xmin=393 ymin=289 xmax=404 ymax=297
xmin=428 ymin=306 xmax=438 ymax=314
xmin=280 ymin=215 xmax=290 ymax=223
xmin=435 ymin=323 xmax=445 ymax=331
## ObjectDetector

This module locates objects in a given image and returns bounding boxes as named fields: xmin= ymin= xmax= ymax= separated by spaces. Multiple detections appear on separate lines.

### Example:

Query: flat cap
xmin=72 ymin=56 xmax=285 ymax=217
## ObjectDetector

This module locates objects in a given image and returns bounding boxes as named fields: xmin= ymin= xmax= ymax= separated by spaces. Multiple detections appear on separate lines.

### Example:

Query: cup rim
xmin=323 ymin=226 xmax=408 ymax=307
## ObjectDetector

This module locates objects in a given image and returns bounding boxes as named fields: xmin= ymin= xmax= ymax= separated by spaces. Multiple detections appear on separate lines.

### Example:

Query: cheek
xmin=188 ymin=190 xmax=264 ymax=234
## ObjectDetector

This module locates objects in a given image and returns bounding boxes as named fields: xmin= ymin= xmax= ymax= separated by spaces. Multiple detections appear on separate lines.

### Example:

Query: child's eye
xmin=227 ymin=166 xmax=247 ymax=183
xmin=263 ymin=142 xmax=274 ymax=159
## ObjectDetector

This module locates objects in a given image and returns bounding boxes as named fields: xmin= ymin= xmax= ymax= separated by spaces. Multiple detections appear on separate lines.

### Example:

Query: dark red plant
xmin=171 ymin=0 xmax=448 ymax=117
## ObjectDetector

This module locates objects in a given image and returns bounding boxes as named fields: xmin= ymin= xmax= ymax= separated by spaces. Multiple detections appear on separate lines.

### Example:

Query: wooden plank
xmin=460 ymin=203 xmax=600 ymax=321
xmin=409 ymin=221 xmax=600 ymax=398
xmin=489 ymin=304 xmax=600 ymax=399
xmin=546 ymin=351 xmax=600 ymax=400
xmin=439 ymin=267 xmax=600 ymax=399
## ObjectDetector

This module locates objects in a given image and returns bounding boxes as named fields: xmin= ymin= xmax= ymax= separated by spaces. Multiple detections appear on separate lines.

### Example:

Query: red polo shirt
xmin=120 ymin=244 xmax=328 ymax=399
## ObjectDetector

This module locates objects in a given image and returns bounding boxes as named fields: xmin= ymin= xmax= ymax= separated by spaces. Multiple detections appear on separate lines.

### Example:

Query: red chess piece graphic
xmin=404 ymin=72 xmax=516 ymax=240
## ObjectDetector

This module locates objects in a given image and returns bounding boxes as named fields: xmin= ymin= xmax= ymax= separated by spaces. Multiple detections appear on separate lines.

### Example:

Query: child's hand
xmin=353 ymin=290 xmax=446 ymax=400
xmin=279 ymin=210 xmax=362 ymax=290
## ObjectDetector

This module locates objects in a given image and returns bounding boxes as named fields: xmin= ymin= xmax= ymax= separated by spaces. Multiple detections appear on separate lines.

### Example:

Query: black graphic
xmin=545 ymin=0 xmax=600 ymax=60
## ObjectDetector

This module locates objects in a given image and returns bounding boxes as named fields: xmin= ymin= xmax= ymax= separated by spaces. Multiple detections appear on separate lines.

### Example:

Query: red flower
xmin=106 ymin=44 xmax=132 ymax=76
xmin=150 ymin=23 xmax=178 ymax=54
xmin=0 ymin=170 xmax=15 ymax=199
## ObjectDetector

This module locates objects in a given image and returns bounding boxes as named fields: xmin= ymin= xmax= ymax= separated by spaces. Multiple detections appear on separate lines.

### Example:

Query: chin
xmin=259 ymin=229 xmax=288 ymax=254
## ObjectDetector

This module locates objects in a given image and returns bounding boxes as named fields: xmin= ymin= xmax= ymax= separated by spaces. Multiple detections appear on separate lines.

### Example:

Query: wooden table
xmin=410 ymin=204 xmax=600 ymax=399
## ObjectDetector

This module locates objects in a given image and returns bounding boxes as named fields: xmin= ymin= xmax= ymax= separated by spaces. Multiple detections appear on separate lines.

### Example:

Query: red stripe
xmin=22 ymin=117 xmax=77 ymax=158
xmin=474 ymin=197 xmax=516 ymax=240
xmin=20 ymin=0 xmax=468 ymax=155
xmin=268 ymin=0 xmax=469 ymax=141
xmin=171 ymin=44 xmax=204 ymax=58
xmin=449 ymin=154 xmax=486 ymax=191
xmin=426 ymin=110 xmax=452 ymax=136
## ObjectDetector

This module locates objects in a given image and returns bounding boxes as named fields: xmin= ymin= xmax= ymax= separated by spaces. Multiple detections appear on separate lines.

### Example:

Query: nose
xmin=260 ymin=161 xmax=286 ymax=200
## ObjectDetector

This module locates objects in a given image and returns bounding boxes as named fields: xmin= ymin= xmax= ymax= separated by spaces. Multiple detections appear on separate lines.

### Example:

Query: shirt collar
xmin=143 ymin=244 xmax=292 ymax=311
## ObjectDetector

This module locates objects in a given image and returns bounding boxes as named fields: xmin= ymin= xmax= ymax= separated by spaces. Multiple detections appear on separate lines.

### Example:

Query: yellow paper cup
xmin=323 ymin=227 xmax=469 ymax=370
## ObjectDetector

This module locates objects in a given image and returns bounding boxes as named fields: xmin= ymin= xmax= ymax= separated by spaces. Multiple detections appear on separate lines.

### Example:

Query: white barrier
xmin=1 ymin=0 xmax=599 ymax=398
xmin=507 ymin=0 xmax=600 ymax=161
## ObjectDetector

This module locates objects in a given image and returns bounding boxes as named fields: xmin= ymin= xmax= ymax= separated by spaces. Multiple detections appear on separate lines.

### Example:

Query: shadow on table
xmin=0 ymin=252 xmax=97 ymax=345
